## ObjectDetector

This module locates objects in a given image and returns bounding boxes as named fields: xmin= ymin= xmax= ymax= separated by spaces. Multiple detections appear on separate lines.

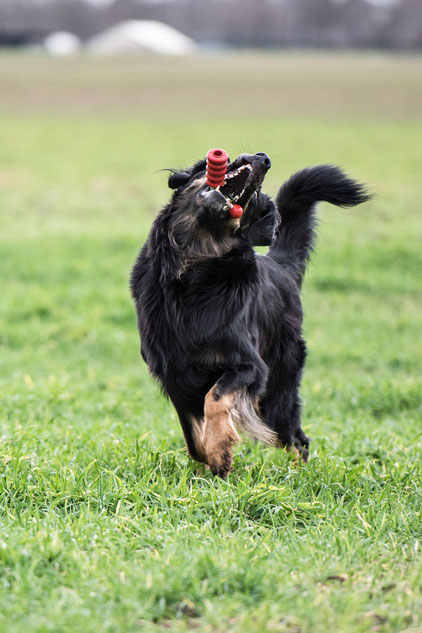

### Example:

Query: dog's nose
xmin=255 ymin=152 xmax=271 ymax=170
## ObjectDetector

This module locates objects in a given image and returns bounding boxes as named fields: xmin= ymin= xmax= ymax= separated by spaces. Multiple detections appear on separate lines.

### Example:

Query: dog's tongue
xmin=206 ymin=148 xmax=228 ymax=188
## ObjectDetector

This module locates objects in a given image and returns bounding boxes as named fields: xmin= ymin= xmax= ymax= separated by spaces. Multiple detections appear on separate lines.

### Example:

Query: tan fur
xmin=186 ymin=387 xmax=278 ymax=476
xmin=202 ymin=386 xmax=241 ymax=477
xmin=286 ymin=444 xmax=308 ymax=464
xmin=179 ymin=175 xmax=241 ymax=263
xmin=188 ymin=416 xmax=207 ymax=463
xmin=185 ymin=175 xmax=207 ymax=193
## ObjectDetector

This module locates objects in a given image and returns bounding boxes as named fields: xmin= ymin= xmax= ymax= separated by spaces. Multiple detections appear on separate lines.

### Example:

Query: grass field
xmin=0 ymin=52 xmax=421 ymax=633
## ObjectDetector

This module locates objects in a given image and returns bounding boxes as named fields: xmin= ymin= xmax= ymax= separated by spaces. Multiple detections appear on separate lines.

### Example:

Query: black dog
xmin=130 ymin=153 xmax=369 ymax=477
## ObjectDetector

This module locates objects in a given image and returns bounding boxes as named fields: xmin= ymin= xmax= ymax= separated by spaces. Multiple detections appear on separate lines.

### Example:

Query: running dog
xmin=130 ymin=152 xmax=370 ymax=477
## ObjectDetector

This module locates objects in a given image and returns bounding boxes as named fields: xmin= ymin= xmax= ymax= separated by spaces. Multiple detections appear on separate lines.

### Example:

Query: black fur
xmin=130 ymin=154 xmax=370 ymax=472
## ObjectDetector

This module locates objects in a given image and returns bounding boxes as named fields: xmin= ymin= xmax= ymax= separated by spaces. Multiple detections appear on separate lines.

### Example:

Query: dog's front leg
xmin=202 ymin=384 xmax=241 ymax=478
xmin=202 ymin=358 xmax=268 ymax=477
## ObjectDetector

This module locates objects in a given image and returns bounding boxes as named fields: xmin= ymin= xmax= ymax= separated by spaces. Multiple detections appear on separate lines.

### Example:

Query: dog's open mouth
xmin=196 ymin=152 xmax=271 ymax=226
xmin=217 ymin=153 xmax=270 ymax=210
xmin=219 ymin=164 xmax=252 ymax=203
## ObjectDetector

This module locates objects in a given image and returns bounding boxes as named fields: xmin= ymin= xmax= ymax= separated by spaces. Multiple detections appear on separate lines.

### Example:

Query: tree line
xmin=0 ymin=0 xmax=421 ymax=50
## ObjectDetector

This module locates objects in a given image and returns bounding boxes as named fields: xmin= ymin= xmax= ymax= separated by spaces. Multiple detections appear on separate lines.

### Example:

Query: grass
xmin=0 ymin=52 xmax=421 ymax=633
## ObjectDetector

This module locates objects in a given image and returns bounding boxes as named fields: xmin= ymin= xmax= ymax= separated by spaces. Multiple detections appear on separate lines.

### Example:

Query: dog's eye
xmin=168 ymin=172 xmax=191 ymax=190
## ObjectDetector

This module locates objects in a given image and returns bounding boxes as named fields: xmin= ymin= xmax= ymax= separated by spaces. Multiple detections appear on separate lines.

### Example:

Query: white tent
xmin=87 ymin=20 xmax=197 ymax=56
xmin=44 ymin=32 xmax=81 ymax=56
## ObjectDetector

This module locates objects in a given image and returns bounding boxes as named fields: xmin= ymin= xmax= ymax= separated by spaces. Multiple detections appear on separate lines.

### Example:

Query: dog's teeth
xmin=236 ymin=164 xmax=252 ymax=173
xmin=212 ymin=162 xmax=253 ymax=188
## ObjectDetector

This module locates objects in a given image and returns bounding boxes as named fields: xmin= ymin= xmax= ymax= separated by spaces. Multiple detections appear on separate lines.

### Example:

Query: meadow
xmin=0 ymin=52 xmax=421 ymax=633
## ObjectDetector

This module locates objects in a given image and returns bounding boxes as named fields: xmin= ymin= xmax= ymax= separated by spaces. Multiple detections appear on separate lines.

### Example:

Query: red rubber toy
xmin=229 ymin=204 xmax=243 ymax=218
xmin=206 ymin=148 xmax=229 ymax=188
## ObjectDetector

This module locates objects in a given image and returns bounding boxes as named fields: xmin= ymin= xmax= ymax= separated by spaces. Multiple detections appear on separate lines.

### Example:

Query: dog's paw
xmin=280 ymin=428 xmax=310 ymax=464
xmin=209 ymin=446 xmax=233 ymax=478
xmin=292 ymin=430 xmax=310 ymax=463
xmin=204 ymin=427 xmax=239 ymax=479
xmin=287 ymin=444 xmax=309 ymax=465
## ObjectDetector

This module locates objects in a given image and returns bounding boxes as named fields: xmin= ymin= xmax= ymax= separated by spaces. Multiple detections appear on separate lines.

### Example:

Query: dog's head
xmin=167 ymin=152 xmax=278 ymax=257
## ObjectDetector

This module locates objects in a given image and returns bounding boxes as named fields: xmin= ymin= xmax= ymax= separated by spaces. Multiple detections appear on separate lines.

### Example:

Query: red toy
xmin=206 ymin=148 xmax=243 ymax=218
xmin=206 ymin=148 xmax=229 ymax=188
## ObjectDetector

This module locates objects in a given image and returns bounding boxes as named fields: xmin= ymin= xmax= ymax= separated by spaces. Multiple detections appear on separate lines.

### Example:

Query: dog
xmin=130 ymin=152 xmax=370 ymax=477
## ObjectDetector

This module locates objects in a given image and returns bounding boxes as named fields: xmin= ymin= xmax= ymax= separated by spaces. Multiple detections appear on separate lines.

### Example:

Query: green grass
xmin=0 ymin=52 xmax=421 ymax=633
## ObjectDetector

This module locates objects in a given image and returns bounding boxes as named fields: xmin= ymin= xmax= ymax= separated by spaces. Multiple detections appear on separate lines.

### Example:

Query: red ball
xmin=229 ymin=204 xmax=243 ymax=218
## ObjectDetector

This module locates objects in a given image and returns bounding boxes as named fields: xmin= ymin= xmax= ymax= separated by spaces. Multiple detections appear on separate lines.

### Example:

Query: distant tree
xmin=388 ymin=0 xmax=422 ymax=49
xmin=0 ymin=0 xmax=421 ymax=50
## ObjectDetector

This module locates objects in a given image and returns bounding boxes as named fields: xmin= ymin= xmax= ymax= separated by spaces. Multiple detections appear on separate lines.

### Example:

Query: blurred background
xmin=0 ymin=3 xmax=421 ymax=631
xmin=1 ymin=0 xmax=422 ymax=52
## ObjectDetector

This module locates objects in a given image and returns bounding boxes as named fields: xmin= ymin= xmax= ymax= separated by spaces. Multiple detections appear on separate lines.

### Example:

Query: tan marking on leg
xmin=188 ymin=416 xmax=207 ymax=463
xmin=286 ymin=444 xmax=308 ymax=465
xmin=203 ymin=385 xmax=241 ymax=477
xmin=286 ymin=444 xmax=300 ymax=465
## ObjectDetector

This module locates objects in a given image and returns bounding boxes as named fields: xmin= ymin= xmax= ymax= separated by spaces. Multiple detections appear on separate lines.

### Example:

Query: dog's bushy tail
xmin=268 ymin=165 xmax=371 ymax=285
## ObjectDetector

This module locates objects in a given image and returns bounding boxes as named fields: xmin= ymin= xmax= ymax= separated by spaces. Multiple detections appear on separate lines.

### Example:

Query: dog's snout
xmin=200 ymin=187 xmax=227 ymax=214
xmin=256 ymin=153 xmax=271 ymax=170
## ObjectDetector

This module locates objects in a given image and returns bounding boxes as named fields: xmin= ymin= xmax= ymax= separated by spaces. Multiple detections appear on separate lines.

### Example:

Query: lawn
xmin=0 ymin=52 xmax=421 ymax=633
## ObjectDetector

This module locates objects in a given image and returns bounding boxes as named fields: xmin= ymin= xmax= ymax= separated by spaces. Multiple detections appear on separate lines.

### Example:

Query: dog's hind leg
xmin=202 ymin=385 xmax=241 ymax=478
xmin=277 ymin=398 xmax=309 ymax=464
xmin=260 ymin=335 xmax=310 ymax=462
xmin=262 ymin=384 xmax=309 ymax=463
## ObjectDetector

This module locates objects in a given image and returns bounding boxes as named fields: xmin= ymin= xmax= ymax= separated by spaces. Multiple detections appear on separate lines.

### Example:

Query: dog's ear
xmin=168 ymin=158 xmax=208 ymax=190
xmin=168 ymin=171 xmax=191 ymax=190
